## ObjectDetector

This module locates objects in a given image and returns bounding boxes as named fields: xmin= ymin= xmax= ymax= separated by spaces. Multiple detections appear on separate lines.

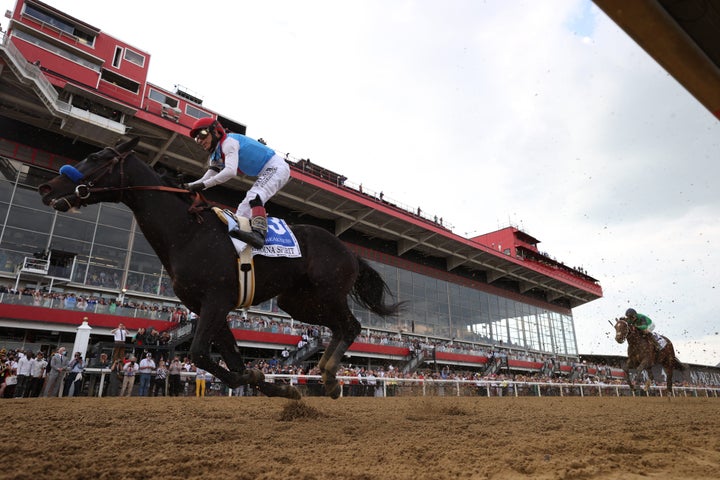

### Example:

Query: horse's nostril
xmin=38 ymin=184 xmax=50 ymax=195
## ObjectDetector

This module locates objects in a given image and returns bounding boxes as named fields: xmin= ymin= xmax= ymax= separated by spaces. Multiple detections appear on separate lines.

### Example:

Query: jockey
xmin=625 ymin=308 xmax=661 ymax=351
xmin=185 ymin=117 xmax=291 ymax=248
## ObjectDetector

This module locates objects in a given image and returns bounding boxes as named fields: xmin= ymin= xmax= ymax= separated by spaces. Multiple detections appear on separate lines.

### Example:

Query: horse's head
xmin=38 ymin=137 xmax=140 ymax=212
xmin=614 ymin=317 xmax=629 ymax=344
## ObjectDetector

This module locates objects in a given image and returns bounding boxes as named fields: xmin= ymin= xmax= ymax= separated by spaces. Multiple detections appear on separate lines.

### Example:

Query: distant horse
xmin=38 ymin=137 xmax=403 ymax=399
xmin=613 ymin=317 xmax=685 ymax=395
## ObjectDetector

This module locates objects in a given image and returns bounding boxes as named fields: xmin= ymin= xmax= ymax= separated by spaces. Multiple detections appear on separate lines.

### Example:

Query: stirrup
xmin=229 ymin=225 xmax=265 ymax=249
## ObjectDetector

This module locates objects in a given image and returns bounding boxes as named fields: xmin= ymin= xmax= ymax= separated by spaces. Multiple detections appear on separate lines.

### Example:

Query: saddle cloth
xmin=655 ymin=333 xmax=668 ymax=350
xmin=212 ymin=208 xmax=302 ymax=308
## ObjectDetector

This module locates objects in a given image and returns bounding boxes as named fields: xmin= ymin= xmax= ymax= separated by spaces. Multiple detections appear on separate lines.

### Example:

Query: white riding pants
xmin=235 ymin=154 xmax=290 ymax=218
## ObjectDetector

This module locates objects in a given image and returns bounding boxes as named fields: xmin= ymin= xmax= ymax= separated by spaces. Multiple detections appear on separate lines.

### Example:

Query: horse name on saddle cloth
xmin=212 ymin=208 xmax=302 ymax=308
xmin=654 ymin=333 xmax=668 ymax=350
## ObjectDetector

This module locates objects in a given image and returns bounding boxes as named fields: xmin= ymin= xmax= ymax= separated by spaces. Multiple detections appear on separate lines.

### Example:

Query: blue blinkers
xmin=59 ymin=165 xmax=84 ymax=184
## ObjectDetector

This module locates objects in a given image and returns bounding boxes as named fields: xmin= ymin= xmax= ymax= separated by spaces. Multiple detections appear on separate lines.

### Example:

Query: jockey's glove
xmin=183 ymin=182 xmax=205 ymax=192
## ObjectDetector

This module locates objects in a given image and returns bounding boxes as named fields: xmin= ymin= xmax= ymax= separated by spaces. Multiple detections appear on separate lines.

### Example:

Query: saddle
xmin=641 ymin=330 xmax=668 ymax=352
xmin=211 ymin=207 xmax=255 ymax=309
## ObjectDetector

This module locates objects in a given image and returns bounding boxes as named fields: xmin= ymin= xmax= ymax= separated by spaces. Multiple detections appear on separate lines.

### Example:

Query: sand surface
xmin=6 ymin=395 xmax=720 ymax=479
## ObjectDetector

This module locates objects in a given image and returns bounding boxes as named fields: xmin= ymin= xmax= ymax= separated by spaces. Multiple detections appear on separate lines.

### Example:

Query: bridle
xmin=614 ymin=318 xmax=629 ymax=343
xmin=58 ymin=147 xmax=189 ymax=207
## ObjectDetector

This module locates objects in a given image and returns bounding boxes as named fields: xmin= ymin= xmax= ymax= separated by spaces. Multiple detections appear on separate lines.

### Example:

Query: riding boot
xmin=229 ymin=195 xmax=267 ymax=249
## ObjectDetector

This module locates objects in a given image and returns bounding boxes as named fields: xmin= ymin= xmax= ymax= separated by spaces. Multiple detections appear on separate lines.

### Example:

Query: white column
xmin=72 ymin=317 xmax=93 ymax=359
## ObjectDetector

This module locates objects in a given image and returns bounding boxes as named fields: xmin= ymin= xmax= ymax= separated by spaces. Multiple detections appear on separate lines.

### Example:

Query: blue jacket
xmin=210 ymin=134 xmax=275 ymax=176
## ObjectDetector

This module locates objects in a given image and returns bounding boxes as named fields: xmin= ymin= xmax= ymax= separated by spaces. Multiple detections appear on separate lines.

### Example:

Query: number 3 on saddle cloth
xmin=212 ymin=208 xmax=302 ymax=308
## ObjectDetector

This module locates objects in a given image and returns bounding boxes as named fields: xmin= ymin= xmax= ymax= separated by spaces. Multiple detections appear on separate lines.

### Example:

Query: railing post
xmin=98 ymin=371 xmax=106 ymax=397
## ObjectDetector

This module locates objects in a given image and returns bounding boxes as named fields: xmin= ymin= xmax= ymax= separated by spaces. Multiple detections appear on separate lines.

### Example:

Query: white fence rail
xmin=79 ymin=371 xmax=720 ymax=398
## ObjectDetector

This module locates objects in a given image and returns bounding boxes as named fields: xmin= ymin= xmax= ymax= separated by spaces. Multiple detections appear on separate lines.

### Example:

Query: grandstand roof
xmin=594 ymin=0 xmax=720 ymax=120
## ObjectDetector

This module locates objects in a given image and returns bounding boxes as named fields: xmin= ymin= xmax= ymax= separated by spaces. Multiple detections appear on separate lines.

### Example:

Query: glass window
xmin=49 ymin=236 xmax=91 ymax=257
xmin=71 ymin=261 xmax=87 ymax=283
xmin=0 ymin=248 xmax=24 ymax=274
xmin=186 ymin=104 xmax=210 ymax=119
xmin=5 ymin=205 xmax=54 ymax=233
xmin=147 ymin=89 xmax=163 ymax=103
xmin=97 ymin=204 xmax=133 ymax=229
xmin=126 ymin=271 xmax=160 ymax=294
xmin=9 ymin=184 xmax=44 ymax=208
xmin=100 ymin=69 xmax=140 ymax=94
xmin=52 ymin=216 xmax=96 ymax=243
xmin=123 ymin=48 xmax=145 ymax=67
xmin=12 ymin=30 xmax=99 ymax=70
xmin=88 ymin=244 xmax=126 ymax=269
xmin=93 ymin=225 xmax=130 ymax=249
xmin=128 ymin=251 xmax=161 ymax=274
xmin=160 ymin=274 xmax=174 ymax=297
xmin=148 ymin=89 xmax=178 ymax=108
xmin=0 ymin=227 xmax=49 ymax=256
xmin=0 ymin=180 xmax=14 ymax=202
xmin=112 ymin=47 xmax=122 ymax=68
xmin=86 ymin=265 xmax=122 ymax=288
xmin=131 ymin=231 xmax=155 ymax=256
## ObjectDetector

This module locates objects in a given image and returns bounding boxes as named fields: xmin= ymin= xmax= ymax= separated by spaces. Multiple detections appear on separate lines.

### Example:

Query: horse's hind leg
xmin=279 ymin=295 xmax=360 ymax=399
xmin=317 ymin=334 xmax=341 ymax=379
xmin=317 ymin=310 xmax=361 ymax=399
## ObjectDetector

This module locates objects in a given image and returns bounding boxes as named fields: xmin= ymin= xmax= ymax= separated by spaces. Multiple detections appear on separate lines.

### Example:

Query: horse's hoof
xmin=286 ymin=386 xmax=302 ymax=401
xmin=324 ymin=382 xmax=341 ymax=399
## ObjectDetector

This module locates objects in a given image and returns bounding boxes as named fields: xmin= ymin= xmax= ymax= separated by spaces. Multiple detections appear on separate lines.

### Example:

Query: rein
xmin=59 ymin=147 xmax=201 ymax=217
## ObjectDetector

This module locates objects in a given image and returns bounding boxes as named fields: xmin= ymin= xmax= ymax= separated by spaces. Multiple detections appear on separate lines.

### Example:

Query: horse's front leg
xmin=666 ymin=367 xmax=674 ymax=397
xmin=190 ymin=309 xmax=264 ymax=388
xmin=212 ymin=322 xmax=300 ymax=399
xmin=622 ymin=361 xmax=634 ymax=392
xmin=635 ymin=360 xmax=653 ymax=394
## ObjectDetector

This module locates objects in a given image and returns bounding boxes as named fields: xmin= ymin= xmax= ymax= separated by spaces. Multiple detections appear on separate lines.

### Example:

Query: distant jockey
xmin=625 ymin=308 xmax=661 ymax=351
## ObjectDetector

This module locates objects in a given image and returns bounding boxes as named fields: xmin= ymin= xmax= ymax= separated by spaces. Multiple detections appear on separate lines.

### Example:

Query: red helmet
xmin=189 ymin=117 xmax=225 ymax=140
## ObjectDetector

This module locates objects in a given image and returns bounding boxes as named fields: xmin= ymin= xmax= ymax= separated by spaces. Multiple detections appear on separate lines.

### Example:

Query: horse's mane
xmin=129 ymin=153 xmax=194 ymax=206
xmin=153 ymin=164 xmax=183 ymax=188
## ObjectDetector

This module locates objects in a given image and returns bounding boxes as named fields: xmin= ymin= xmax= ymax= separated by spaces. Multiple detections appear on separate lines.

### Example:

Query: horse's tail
xmin=351 ymin=257 xmax=405 ymax=317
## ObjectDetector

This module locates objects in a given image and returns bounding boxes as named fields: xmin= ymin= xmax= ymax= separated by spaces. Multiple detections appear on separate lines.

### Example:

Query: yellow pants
xmin=195 ymin=378 xmax=206 ymax=397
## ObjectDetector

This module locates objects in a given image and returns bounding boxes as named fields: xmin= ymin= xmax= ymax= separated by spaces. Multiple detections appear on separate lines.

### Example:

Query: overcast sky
xmin=4 ymin=1 xmax=719 ymax=366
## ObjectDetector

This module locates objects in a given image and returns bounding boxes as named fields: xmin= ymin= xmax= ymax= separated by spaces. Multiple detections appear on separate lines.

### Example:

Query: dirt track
xmin=6 ymin=396 xmax=720 ymax=479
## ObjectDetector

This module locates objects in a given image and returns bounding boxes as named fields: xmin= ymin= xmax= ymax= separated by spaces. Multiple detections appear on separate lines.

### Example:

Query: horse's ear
xmin=117 ymin=137 xmax=140 ymax=153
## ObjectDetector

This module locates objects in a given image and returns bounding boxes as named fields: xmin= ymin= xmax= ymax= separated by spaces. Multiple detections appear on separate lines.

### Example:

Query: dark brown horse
xmin=614 ymin=317 xmax=685 ymax=395
xmin=38 ymin=138 xmax=403 ymax=399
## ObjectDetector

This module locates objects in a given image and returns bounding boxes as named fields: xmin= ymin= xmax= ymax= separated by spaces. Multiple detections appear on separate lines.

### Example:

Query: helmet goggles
xmin=194 ymin=129 xmax=211 ymax=143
